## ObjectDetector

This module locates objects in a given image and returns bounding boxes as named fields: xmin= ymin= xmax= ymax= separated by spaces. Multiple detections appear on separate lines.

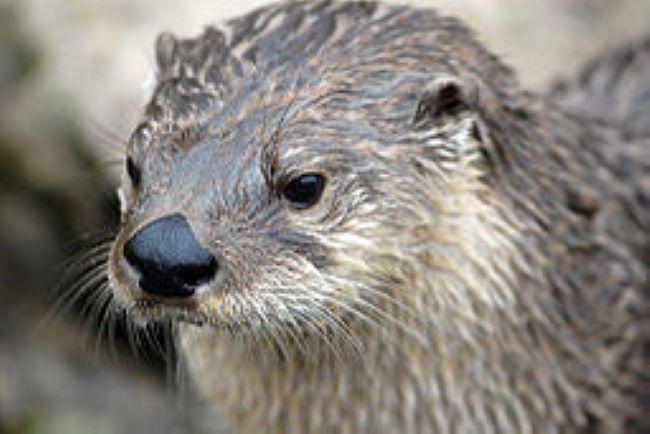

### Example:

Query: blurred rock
xmin=0 ymin=331 xmax=215 ymax=434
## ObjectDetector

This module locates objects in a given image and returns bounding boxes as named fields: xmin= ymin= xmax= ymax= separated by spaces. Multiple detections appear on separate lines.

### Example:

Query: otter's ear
xmin=413 ymin=76 xmax=479 ymax=126
xmin=155 ymin=32 xmax=178 ymax=77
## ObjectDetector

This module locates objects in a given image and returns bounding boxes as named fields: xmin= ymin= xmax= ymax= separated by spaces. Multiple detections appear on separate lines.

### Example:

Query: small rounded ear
xmin=155 ymin=32 xmax=178 ymax=77
xmin=413 ymin=76 xmax=479 ymax=125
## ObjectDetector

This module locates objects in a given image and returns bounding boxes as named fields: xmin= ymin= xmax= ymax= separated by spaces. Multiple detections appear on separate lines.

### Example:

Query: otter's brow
xmin=260 ymin=126 xmax=280 ymax=188
xmin=259 ymin=97 xmax=299 ymax=188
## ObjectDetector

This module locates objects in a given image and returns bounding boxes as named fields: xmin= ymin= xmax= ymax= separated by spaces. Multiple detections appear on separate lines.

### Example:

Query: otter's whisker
xmin=288 ymin=306 xmax=348 ymax=363
xmin=91 ymin=289 xmax=118 ymax=357
xmin=329 ymin=275 xmax=429 ymax=326
xmin=327 ymin=289 xmax=428 ymax=346
xmin=250 ymin=297 xmax=292 ymax=363
xmin=95 ymin=283 xmax=122 ymax=360
xmin=60 ymin=241 xmax=112 ymax=270
xmin=292 ymin=295 xmax=366 ymax=358
xmin=50 ymin=261 xmax=109 ymax=323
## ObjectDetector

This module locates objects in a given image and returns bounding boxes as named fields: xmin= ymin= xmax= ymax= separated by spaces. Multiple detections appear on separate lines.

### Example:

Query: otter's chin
xmin=108 ymin=275 xmax=235 ymax=329
xmin=127 ymin=298 xmax=214 ymax=327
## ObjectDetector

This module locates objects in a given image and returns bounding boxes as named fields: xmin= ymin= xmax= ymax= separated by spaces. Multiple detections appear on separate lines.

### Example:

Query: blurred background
xmin=0 ymin=0 xmax=648 ymax=433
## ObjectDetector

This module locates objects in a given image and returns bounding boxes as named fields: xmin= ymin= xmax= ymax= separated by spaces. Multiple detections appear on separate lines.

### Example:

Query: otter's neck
xmin=178 ymin=306 xmax=594 ymax=434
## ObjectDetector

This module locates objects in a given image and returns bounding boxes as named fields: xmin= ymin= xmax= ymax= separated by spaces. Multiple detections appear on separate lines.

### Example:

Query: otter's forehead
xmin=132 ymin=2 xmax=378 ymax=147
xmin=129 ymin=0 xmax=498 ymax=149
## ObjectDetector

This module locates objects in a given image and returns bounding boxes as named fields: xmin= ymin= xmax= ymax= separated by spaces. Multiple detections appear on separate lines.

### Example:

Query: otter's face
xmin=109 ymin=107 xmax=339 ymax=331
xmin=107 ymin=20 xmax=502 ymax=346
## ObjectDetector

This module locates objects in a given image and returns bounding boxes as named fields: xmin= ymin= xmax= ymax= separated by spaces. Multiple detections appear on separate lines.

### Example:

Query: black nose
xmin=123 ymin=213 xmax=217 ymax=298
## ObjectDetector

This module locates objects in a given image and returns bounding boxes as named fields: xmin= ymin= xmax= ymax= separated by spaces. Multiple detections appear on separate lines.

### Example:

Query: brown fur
xmin=103 ymin=2 xmax=648 ymax=433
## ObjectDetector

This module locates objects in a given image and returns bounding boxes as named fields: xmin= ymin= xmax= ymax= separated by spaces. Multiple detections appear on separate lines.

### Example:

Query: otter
xmin=102 ymin=1 xmax=649 ymax=433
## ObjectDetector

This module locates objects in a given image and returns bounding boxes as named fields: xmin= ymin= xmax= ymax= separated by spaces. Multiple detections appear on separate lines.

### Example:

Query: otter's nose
xmin=123 ymin=213 xmax=217 ymax=298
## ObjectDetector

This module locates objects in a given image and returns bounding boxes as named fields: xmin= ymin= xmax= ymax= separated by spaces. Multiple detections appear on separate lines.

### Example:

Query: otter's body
xmin=104 ymin=2 xmax=648 ymax=433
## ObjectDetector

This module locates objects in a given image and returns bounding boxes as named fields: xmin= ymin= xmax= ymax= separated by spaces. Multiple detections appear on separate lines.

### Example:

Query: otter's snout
xmin=123 ymin=213 xmax=217 ymax=298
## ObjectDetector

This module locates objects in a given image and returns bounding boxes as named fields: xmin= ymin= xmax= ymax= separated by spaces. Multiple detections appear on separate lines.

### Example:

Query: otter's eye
xmin=126 ymin=156 xmax=141 ymax=189
xmin=282 ymin=173 xmax=325 ymax=209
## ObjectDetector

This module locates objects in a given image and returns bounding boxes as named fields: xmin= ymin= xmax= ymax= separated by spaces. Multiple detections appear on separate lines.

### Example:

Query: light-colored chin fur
xmin=174 ymin=130 xmax=586 ymax=434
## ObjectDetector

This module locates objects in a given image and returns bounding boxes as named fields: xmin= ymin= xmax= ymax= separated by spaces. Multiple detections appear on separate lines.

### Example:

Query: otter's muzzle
xmin=123 ymin=213 xmax=217 ymax=298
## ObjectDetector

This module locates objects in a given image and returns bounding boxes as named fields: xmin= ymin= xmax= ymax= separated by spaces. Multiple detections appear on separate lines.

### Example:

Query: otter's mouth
xmin=125 ymin=292 xmax=287 ymax=337
xmin=128 ymin=297 xmax=215 ymax=327
xmin=109 ymin=249 xmax=255 ymax=332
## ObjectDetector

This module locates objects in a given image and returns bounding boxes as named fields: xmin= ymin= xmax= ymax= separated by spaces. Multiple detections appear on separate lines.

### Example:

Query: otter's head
xmin=107 ymin=3 xmax=520 ymax=350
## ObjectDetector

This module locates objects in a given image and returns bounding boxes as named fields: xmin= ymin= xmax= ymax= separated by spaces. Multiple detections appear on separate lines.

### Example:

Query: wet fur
xmin=99 ymin=1 xmax=648 ymax=433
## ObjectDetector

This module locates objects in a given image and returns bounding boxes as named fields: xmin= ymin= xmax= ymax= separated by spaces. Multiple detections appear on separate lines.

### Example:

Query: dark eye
xmin=282 ymin=173 xmax=326 ymax=209
xmin=126 ymin=156 xmax=141 ymax=188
